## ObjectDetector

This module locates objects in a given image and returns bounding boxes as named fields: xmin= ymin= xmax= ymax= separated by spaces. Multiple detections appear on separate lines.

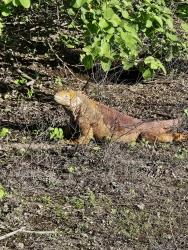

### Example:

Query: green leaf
xmin=0 ymin=185 xmax=7 ymax=200
xmin=143 ymin=68 xmax=153 ymax=79
xmin=106 ymin=27 xmax=115 ymax=34
xmin=146 ymin=19 xmax=152 ymax=28
xmin=122 ymin=60 xmax=134 ymax=70
xmin=164 ymin=17 xmax=174 ymax=29
xmin=0 ymin=22 xmax=4 ymax=32
xmin=109 ymin=0 xmax=120 ymax=8
xmin=100 ymin=39 xmax=111 ymax=58
xmin=144 ymin=56 xmax=155 ymax=65
xmin=159 ymin=63 xmax=166 ymax=74
xmin=144 ymin=56 xmax=166 ymax=74
xmin=123 ymin=23 xmax=141 ymax=43
xmin=120 ymin=30 xmax=137 ymax=50
xmin=151 ymin=62 xmax=159 ymax=70
xmin=3 ymin=0 xmax=12 ymax=4
xmin=102 ymin=5 xmax=121 ymax=27
xmin=176 ymin=3 xmax=188 ymax=20
xmin=165 ymin=48 xmax=173 ymax=62
xmin=1 ymin=6 xmax=11 ymax=16
xmin=183 ymin=108 xmax=188 ymax=117
xmin=49 ymin=127 xmax=64 ymax=140
xmin=163 ymin=6 xmax=172 ymax=15
xmin=101 ymin=59 xmax=111 ymax=71
xmin=90 ymin=38 xmax=101 ymax=57
xmin=82 ymin=54 xmax=93 ymax=69
xmin=19 ymin=0 xmax=30 ymax=8
xmin=166 ymin=33 xmax=178 ymax=42
xmin=123 ymin=22 xmax=137 ymax=33
xmin=181 ymin=22 xmax=188 ymax=33
xmin=99 ymin=18 xmax=109 ymax=29
xmin=86 ymin=22 xmax=98 ymax=33
xmin=12 ymin=0 xmax=20 ymax=7
xmin=73 ymin=0 xmax=89 ymax=8
xmin=68 ymin=165 xmax=76 ymax=173
xmin=156 ymin=27 xmax=164 ymax=33
xmin=123 ymin=0 xmax=132 ymax=8
xmin=121 ymin=10 xmax=129 ymax=19
xmin=152 ymin=15 xmax=163 ymax=27
xmin=110 ymin=13 xmax=121 ymax=27
xmin=67 ymin=8 xmax=75 ymax=16
xmin=0 ymin=127 xmax=9 ymax=138
xmin=102 ymin=5 xmax=114 ymax=20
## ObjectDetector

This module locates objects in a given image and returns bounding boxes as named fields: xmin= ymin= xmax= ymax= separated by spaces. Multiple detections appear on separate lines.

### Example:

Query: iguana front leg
xmin=77 ymin=117 xmax=94 ymax=144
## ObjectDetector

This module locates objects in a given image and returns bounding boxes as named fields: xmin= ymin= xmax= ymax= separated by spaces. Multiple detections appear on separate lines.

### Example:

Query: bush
xmin=1 ymin=0 xmax=188 ymax=79
xmin=0 ymin=0 xmax=31 ymax=34
xmin=67 ymin=0 xmax=188 ymax=78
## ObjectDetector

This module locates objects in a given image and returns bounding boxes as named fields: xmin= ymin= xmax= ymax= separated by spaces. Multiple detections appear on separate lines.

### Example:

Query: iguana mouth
xmin=54 ymin=93 xmax=68 ymax=106
xmin=54 ymin=93 xmax=61 ymax=102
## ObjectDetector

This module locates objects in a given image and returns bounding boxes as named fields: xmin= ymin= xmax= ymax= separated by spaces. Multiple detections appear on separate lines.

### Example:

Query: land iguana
xmin=54 ymin=89 xmax=188 ymax=144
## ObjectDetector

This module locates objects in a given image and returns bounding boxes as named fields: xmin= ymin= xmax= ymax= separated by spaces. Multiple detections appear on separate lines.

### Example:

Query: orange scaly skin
xmin=54 ymin=89 xmax=188 ymax=144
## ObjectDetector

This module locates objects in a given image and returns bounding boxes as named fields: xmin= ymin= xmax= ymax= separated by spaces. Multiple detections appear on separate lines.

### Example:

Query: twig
xmin=21 ymin=229 xmax=57 ymax=235
xmin=81 ymin=80 xmax=90 ymax=93
xmin=47 ymin=41 xmax=75 ymax=77
xmin=0 ymin=227 xmax=25 ymax=241
xmin=16 ymin=68 xmax=35 ymax=81
xmin=0 ymin=227 xmax=57 ymax=241
xmin=143 ymin=79 xmax=178 ymax=84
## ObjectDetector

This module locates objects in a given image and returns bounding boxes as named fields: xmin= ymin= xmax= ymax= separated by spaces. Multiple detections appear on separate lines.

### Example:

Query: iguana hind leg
xmin=114 ymin=131 xmax=140 ymax=143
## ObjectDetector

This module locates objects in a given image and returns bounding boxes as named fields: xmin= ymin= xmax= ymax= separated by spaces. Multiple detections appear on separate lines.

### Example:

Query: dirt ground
xmin=0 ymin=65 xmax=188 ymax=250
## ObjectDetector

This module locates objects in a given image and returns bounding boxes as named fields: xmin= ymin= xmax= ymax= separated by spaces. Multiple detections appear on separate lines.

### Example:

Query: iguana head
xmin=54 ymin=90 xmax=82 ymax=109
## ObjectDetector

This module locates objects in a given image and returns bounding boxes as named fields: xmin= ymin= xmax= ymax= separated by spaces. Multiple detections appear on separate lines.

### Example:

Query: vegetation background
xmin=0 ymin=1 xmax=188 ymax=249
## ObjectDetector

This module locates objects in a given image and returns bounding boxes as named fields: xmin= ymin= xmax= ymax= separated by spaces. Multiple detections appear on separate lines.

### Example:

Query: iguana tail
xmin=139 ymin=118 xmax=188 ymax=142
xmin=142 ymin=118 xmax=180 ymax=130
xmin=140 ymin=131 xmax=188 ymax=142
xmin=172 ymin=132 xmax=188 ymax=141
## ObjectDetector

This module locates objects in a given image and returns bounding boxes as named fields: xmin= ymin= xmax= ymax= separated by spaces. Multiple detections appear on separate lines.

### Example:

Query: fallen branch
xmin=143 ymin=79 xmax=179 ymax=84
xmin=16 ymin=68 xmax=35 ymax=81
xmin=21 ymin=229 xmax=57 ymax=235
xmin=0 ymin=227 xmax=57 ymax=241
xmin=0 ymin=227 xmax=25 ymax=241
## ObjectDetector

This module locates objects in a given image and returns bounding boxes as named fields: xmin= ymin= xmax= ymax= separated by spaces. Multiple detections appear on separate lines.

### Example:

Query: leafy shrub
xmin=1 ymin=0 xmax=188 ymax=79
xmin=0 ymin=0 xmax=31 ymax=34
xmin=67 ymin=0 xmax=188 ymax=78
xmin=0 ymin=127 xmax=9 ymax=138
xmin=49 ymin=127 xmax=64 ymax=140
xmin=0 ymin=184 xmax=7 ymax=200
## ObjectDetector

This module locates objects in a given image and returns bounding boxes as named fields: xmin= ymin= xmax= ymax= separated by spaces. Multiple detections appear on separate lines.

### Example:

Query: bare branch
xmin=0 ymin=227 xmax=25 ymax=241
xmin=0 ymin=227 xmax=57 ymax=241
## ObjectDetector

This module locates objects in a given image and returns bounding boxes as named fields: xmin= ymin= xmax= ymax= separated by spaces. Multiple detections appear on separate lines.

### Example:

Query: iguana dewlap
xmin=54 ymin=89 xmax=188 ymax=144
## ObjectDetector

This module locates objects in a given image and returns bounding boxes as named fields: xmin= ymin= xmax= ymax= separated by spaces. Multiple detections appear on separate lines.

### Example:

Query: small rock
xmin=17 ymin=243 xmax=24 ymax=249
xmin=136 ymin=203 xmax=145 ymax=210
